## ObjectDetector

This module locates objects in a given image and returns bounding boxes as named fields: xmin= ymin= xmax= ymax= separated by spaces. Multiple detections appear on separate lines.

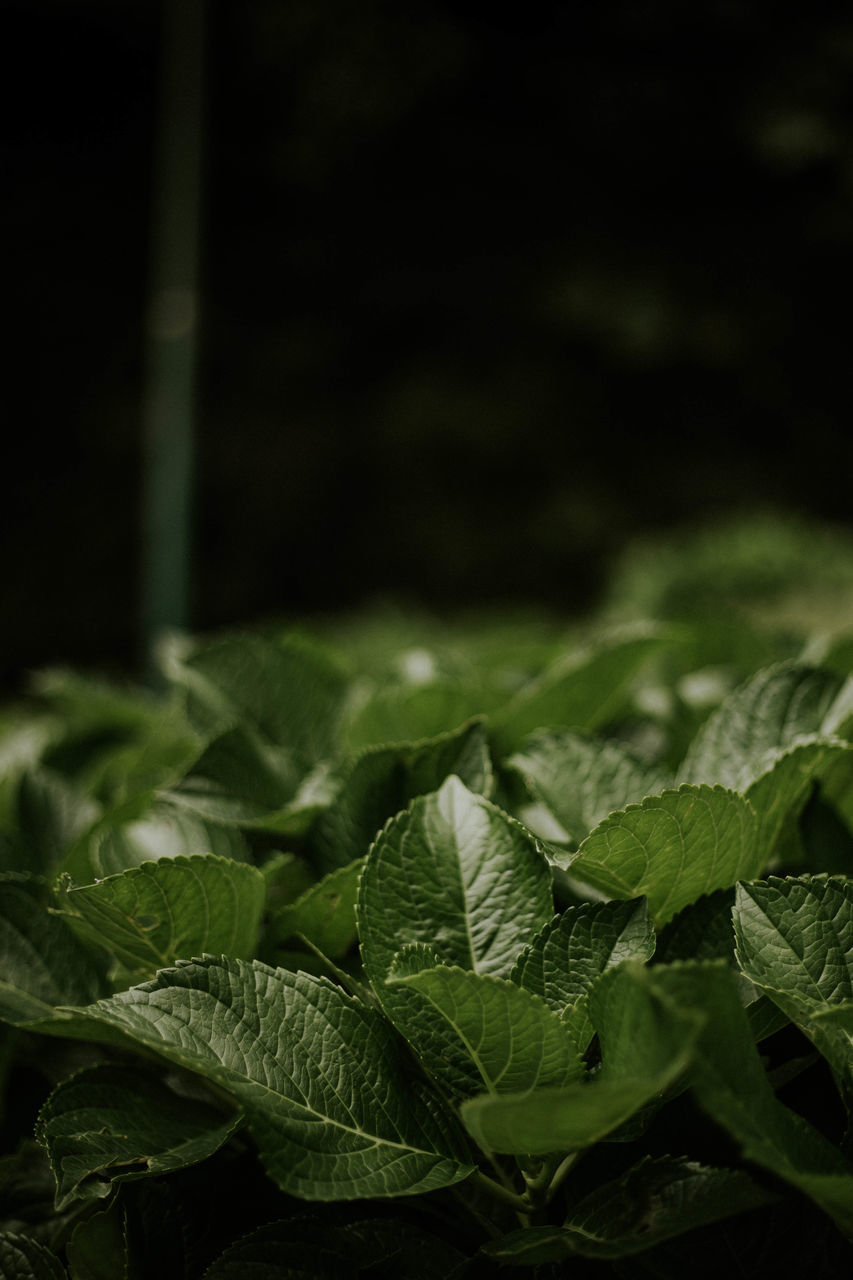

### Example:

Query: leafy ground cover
xmin=4 ymin=528 xmax=853 ymax=1276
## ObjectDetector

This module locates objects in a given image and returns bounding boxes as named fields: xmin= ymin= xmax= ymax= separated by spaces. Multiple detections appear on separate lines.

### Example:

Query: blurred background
xmin=5 ymin=0 xmax=853 ymax=692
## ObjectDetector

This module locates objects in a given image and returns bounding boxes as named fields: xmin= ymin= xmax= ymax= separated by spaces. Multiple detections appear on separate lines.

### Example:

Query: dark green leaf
xmin=485 ymin=1157 xmax=772 ymax=1261
xmin=460 ymin=961 xmax=700 ymax=1154
xmin=646 ymin=961 xmax=853 ymax=1238
xmin=36 ymin=1064 xmax=241 ymax=1211
xmin=733 ymin=876 xmax=853 ymax=1091
xmin=266 ymin=858 xmax=362 ymax=960
xmin=312 ymin=721 xmax=492 ymax=872
xmin=8 ymin=771 xmax=99 ymax=877
xmin=169 ymin=632 xmax=347 ymax=765
xmin=65 ymin=1205 xmax=127 ymax=1280
xmin=655 ymin=890 xmax=788 ymax=1042
xmin=72 ymin=958 xmax=475 ymax=1200
xmin=169 ymin=726 xmax=301 ymax=824
xmin=0 ymin=878 xmax=107 ymax=1027
xmin=511 ymin=897 xmax=656 ymax=1050
xmin=0 ymin=1233 xmax=67 ymax=1279
xmin=202 ymin=1214 xmax=465 ymax=1279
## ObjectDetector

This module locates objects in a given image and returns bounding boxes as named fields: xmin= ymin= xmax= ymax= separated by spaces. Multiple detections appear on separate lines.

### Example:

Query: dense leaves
xmin=3 ymin=595 xmax=853 ymax=1274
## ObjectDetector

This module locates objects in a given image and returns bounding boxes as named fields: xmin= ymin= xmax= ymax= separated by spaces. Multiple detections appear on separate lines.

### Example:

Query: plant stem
xmin=471 ymin=1169 xmax=531 ymax=1215
xmin=521 ymin=1153 xmax=559 ymax=1198
xmin=545 ymin=1151 xmax=581 ymax=1204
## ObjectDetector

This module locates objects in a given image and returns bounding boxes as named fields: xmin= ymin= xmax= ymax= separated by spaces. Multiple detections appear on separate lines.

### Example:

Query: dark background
xmin=5 ymin=0 xmax=853 ymax=690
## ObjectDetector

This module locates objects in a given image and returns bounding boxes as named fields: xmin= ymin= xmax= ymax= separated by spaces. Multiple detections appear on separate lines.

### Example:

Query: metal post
xmin=141 ymin=0 xmax=205 ymax=668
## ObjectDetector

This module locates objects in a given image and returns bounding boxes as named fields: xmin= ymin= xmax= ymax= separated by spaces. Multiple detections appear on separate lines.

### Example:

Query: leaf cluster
xmin=2 ymin=610 xmax=853 ymax=1276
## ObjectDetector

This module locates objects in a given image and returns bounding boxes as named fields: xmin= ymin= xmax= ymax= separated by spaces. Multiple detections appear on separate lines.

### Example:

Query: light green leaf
xmin=460 ymin=961 xmax=700 ymax=1155
xmin=312 ymin=721 xmax=492 ymax=872
xmin=36 ymin=1064 xmax=242 ymax=1211
xmin=811 ymin=1001 xmax=853 ymax=1032
xmin=484 ymin=1158 xmax=772 ymax=1262
xmin=387 ymin=953 xmax=584 ymax=1096
xmin=0 ymin=877 xmax=106 ymax=1027
xmin=491 ymin=626 xmax=670 ymax=754
xmin=266 ymin=858 xmax=363 ymax=960
xmin=70 ymin=957 xmax=475 ymax=1200
xmin=68 ymin=799 xmax=250 ymax=882
xmin=344 ymin=680 xmax=489 ymax=753
xmin=647 ymin=961 xmax=853 ymax=1238
xmin=567 ymin=785 xmax=759 ymax=927
xmin=508 ymin=730 xmax=670 ymax=845
xmin=358 ymin=775 xmax=552 ymax=992
xmin=679 ymin=662 xmax=852 ymax=791
xmin=55 ymin=855 xmax=266 ymax=978
xmin=510 ymin=898 xmax=655 ymax=1051
xmin=0 ymin=1233 xmax=67 ymax=1279
xmin=733 ymin=876 xmax=853 ymax=1091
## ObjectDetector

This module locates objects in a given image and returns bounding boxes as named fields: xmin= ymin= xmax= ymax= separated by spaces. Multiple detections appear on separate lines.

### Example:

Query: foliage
xmin=4 ymin=583 xmax=853 ymax=1276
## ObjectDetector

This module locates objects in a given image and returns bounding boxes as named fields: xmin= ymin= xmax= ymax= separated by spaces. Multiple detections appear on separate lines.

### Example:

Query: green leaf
xmin=491 ymin=625 xmax=670 ymax=754
xmin=567 ymin=785 xmax=759 ymax=927
xmin=33 ymin=670 xmax=199 ymax=804
xmin=64 ymin=798 xmax=251 ymax=882
xmin=747 ymin=739 xmax=851 ymax=863
xmin=646 ymin=961 xmax=853 ymax=1238
xmin=507 ymin=729 xmax=670 ymax=845
xmin=169 ymin=632 xmax=347 ymax=765
xmin=344 ymin=679 xmax=489 ymax=753
xmin=71 ymin=957 xmax=475 ymax=1200
xmin=65 ymin=1205 xmax=127 ymax=1280
xmin=312 ymin=720 xmax=492 ymax=872
xmin=259 ymin=851 xmax=315 ymax=913
xmin=55 ymin=854 xmax=266 ymax=979
xmin=0 ymin=1233 xmax=67 ymax=1279
xmin=387 ymin=952 xmax=584 ymax=1096
xmin=7 ymin=770 xmax=99 ymax=877
xmin=0 ymin=1141 xmax=71 ymax=1248
xmin=484 ymin=1158 xmax=772 ymax=1262
xmin=256 ymin=762 xmax=342 ymax=837
xmin=561 ymin=1156 xmax=772 ymax=1258
xmin=680 ymin=663 xmax=853 ymax=785
xmin=202 ymin=1214 xmax=465 ymax=1279
xmin=655 ymin=890 xmax=788 ymax=1042
xmin=811 ymin=1001 xmax=853 ymax=1033
xmin=358 ymin=776 xmax=553 ymax=995
xmin=168 ymin=726 xmax=301 ymax=824
xmin=266 ymin=858 xmax=363 ymax=960
xmin=511 ymin=897 xmax=656 ymax=1051
xmin=0 ymin=877 xmax=107 ymax=1027
xmin=459 ymin=961 xmax=700 ymax=1155
xmin=733 ymin=876 xmax=853 ymax=1092
xmin=36 ymin=1064 xmax=241 ymax=1211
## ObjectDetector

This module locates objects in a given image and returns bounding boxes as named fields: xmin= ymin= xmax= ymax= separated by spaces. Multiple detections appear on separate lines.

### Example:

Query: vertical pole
xmin=141 ymin=0 xmax=205 ymax=669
